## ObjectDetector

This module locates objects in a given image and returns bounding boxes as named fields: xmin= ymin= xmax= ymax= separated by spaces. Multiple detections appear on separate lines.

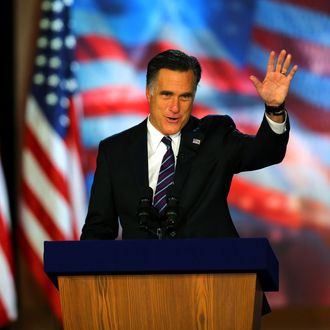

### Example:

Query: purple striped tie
xmin=153 ymin=136 xmax=175 ymax=215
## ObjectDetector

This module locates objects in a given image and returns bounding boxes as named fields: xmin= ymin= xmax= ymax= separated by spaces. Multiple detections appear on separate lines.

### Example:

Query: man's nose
xmin=169 ymin=97 xmax=179 ymax=112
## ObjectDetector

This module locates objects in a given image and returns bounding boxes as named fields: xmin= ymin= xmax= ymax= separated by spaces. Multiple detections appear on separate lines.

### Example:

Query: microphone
xmin=138 ymin=187 xmax=153 ymax=231
xmin=164 ymin=185 xmax=179 ymax=238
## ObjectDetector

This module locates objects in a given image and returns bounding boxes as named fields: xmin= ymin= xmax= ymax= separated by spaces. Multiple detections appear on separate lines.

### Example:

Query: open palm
xmin=250 ymin=50 xmax=298 ymax=106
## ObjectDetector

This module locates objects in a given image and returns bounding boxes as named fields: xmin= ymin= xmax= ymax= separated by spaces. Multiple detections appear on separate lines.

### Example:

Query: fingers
xmin=270 ymin=49 xmax=298 ymax=77
xmin=266 ymin=51 xmax=275 ymax=74
xmin=287 ymin=64 xmax=299 ymax=81
xmin=275 ymin=49 xmax=287 ymax=73
xmin=249 ymin=75 xmax=262 ymax=90
xmin=280 ymin=52 xmax=291 ymax=75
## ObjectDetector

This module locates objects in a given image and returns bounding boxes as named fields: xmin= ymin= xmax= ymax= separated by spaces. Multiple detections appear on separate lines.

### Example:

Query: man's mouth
xmin=167 ymin=116 xmax=179 ymax=122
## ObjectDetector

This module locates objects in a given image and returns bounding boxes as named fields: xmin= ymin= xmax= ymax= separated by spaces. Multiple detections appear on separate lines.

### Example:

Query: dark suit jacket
xmin=81 ymin=114 xmax=289 ymax=240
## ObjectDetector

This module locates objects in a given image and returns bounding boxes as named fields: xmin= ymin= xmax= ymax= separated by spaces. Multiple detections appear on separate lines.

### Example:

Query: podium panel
xmin=58 ymin=273 xmax=262 ymax=330
xmin=44 ymin=238 xmax=278 ymax=330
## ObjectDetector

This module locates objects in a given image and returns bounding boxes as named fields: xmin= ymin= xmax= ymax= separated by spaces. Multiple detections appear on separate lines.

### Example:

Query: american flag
xmin=19 ymin=0 xmax=330 ymax=319
xmin=20 ymin=0 xmax=86 ymax=318
xmin=0 ymin=157 xmax=17 ymax=326
xmin=72 ymin=0 xmax=330 ymax=307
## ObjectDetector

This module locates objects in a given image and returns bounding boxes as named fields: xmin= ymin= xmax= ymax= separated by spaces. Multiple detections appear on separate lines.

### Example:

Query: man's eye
xmin=161 ymin=92 xmax=171 ymax=98
xmin=180 ymin=95 xmax=192 ymax=101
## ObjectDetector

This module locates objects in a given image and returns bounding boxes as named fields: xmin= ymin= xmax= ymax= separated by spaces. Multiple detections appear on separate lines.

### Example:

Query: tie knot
xmin=162 ymin=136 xmax=172 ymax=148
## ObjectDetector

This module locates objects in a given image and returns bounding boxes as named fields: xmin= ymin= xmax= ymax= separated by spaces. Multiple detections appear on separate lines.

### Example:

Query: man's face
xmin=146 ymin=69 xmax=196 ymax=135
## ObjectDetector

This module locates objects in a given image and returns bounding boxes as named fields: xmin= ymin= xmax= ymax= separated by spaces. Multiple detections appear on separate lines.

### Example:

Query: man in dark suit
xmin=80 ymin=49 xmax=297 ymax=241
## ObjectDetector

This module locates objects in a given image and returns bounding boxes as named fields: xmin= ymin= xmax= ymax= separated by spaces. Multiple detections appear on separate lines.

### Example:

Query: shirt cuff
xmin=265 ymin=111 xmax=287 ymax=134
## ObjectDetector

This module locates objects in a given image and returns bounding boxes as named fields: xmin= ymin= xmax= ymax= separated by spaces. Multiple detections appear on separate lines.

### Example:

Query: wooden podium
xmin=44 ymin=238 xmax=278 ymax=330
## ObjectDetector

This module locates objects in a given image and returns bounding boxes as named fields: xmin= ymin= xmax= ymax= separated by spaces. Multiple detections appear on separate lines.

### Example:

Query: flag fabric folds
xmin=72 ymin=0 xmax=330 ymax=307
xmin=16 ymin=0 xmax=330 ymax=319
xmin=0 ymin=158 xmax=17 ymax=326
xmin=20 ymin=0 xmax=86 ymax=319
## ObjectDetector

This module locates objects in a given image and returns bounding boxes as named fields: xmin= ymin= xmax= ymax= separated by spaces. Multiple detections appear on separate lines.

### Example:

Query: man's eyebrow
xmin=180 ymin=92 xmax=193 ymax=97
xmin=160 ymin=90 xmax=173 ymax=95
xmin=159 ymin=90 xmax=194 ymax=97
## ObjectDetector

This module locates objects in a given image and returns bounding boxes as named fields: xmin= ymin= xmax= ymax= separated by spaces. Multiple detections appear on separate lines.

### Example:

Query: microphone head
xmin=138 ymin=187 xmax=154 ymax=230
xmin=140 ymin=186 xmax=153 ymax=200
xmin=166 ymin=184 xmax=178 ymax=207
xmin=139 ymin=187 xmax=161 ymax=221
xmin=138 ymin=187 xmax=153 ymax=206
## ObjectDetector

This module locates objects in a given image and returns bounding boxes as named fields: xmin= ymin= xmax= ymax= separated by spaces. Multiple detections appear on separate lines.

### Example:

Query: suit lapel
xmin=129 ymin=119 xmax=149 ymax=190
xmin=174 ymin=116 xmax=204 ymax=196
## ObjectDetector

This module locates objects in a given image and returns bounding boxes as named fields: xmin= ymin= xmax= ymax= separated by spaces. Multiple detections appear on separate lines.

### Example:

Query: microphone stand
xmin=164 ymin=186 xmax=179 ymax=238
xmin=138 ymin=186 xmax=179 ymax=239
xmin=138 ymin=187 xmax=161 ymax=238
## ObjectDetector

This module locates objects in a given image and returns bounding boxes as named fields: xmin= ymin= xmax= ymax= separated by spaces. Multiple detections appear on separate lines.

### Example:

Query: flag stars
xmin=37 ymin=36 xmax=48 ymax=48
xmin=33 ymin=73 xmax=45 ymax=85
xmin=51 ymin=19 xmax=64 ymax=32
xmin=60 ymin=97 xmax=70 ymax=109
xmin=65 ymin=79 xmax=77 ymax=92
xmin=46 ymin=93 xmax=58 ymax=106
xmin=41 ymin=0 xmax=52 ymax=11
xmin=36 ymin=55 xmax=47 ymax=66
xmin=65 ymin=35 xmax=76 ymax=49
xmin=59 ymin=114 xmax=70 ymax=127
xmin=49 ymin=56 xmax=62 ymax=69
xmin=50 ymin=38 xmax=63 ymax=50
xmin=40 ymin=18 xmax=64 ymax=32
xmin=33 ymin=0 xmax=75 ymax=115
xmin=47 ymin=74 xmax=60 ymax=87
xmin=40 ymin=18 xmax=51 ymax=30
xmin=52 ymin=0 xmax=64 ymax=13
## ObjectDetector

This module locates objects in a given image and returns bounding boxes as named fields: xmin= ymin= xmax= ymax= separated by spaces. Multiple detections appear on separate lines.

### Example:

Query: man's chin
xmin=163 ymin=123 xmax=182 ymax=135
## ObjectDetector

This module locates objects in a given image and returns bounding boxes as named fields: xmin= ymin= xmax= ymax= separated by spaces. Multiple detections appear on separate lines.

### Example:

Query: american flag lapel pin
xmin=192 ymin=138 xmax=201 ymax=145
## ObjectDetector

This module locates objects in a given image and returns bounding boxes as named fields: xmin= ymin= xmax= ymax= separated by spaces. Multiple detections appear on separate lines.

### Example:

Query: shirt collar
xmin=147 ymin=116 xmax=181 ymax=154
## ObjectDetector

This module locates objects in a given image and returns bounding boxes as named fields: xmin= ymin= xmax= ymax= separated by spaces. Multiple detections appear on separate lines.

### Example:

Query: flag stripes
xmin=0 ymin=160 xmax=17 ymax=326
xmin=15 ymin=0 xmax=329 ymax=315
xmin=20 ymin=0 xmax=86 ymax=319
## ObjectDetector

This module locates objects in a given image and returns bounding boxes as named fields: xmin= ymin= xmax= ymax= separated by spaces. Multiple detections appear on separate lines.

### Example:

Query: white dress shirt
xmin=147 ymin=114 xmax=286 ymax=195
xmin=147 ymin=118 xmax=181 ymax=195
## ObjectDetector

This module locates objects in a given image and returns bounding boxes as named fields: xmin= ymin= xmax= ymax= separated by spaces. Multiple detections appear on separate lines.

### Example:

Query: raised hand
xmin=249 ymin=49 xmax=298 ymax=106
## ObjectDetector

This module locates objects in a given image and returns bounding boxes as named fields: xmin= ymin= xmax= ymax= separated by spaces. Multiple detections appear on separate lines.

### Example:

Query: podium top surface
xmin=43 ymin=238 xmax=278 ymax=291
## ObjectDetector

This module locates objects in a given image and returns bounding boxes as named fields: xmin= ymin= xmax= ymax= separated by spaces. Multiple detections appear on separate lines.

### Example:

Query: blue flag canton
xmin=31 ymin=0 xmax=77 ymax=138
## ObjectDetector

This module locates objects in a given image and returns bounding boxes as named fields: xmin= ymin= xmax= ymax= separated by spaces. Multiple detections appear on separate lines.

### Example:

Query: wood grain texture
xmin=58 ymin=273 xmax=262 ymax=330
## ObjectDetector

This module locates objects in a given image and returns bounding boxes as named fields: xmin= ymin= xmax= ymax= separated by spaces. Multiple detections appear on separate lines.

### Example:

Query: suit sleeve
xmin=80 ymin=140 xmax=119 ymax=240
xmin=224 ymin=114 xmax=290 ymax=174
